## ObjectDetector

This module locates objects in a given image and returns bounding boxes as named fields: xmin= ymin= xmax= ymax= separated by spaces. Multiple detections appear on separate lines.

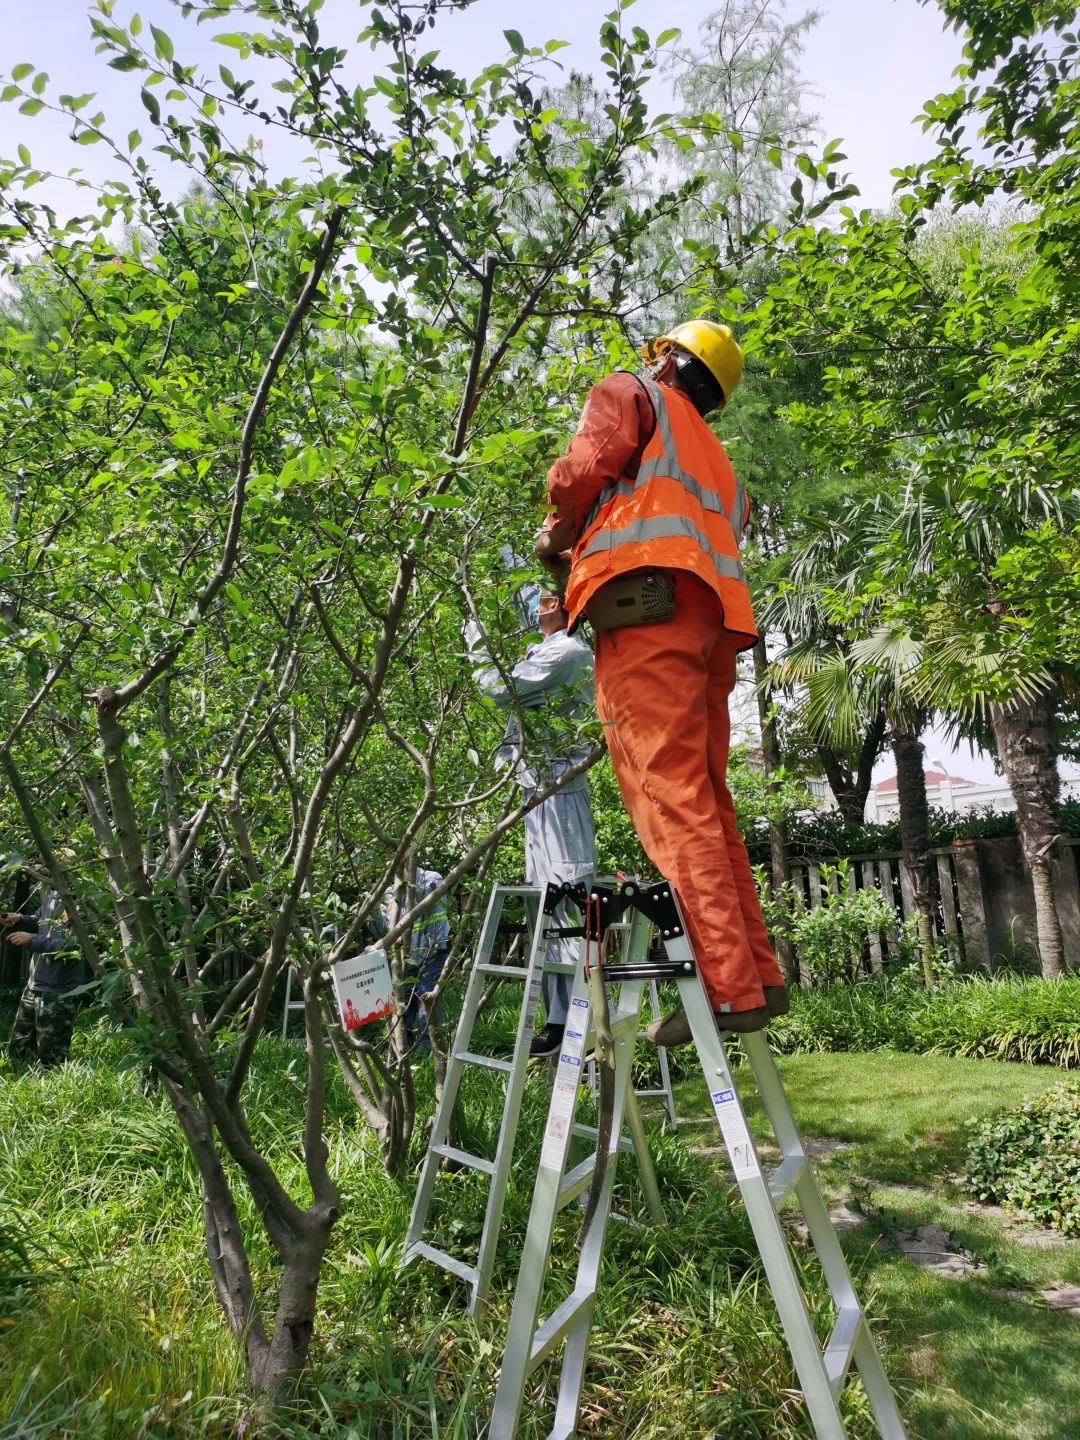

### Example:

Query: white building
xmin=865 ymin=766 xmax=1080 ymax=822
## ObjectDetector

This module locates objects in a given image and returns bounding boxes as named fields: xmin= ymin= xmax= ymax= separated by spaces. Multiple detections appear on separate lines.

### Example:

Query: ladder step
xmin=454 ymin=1050 xmax=513 ymax=1074
xmin=529 ymin=1289 xmax=594 ymax=1370
xmin=402 ymin=1241 xmax=479 ymax=1290
xmin=430 ymin=1143 xmax=495 ymax=1176
xmin=476 ymin=963 xmax=530 ymax=980
xmin=571 ymin=1121 xmax=635 ymax=1157
xmin=823 ymin=1306 xmax=863 ymax=1396
xmin=767 ymin=1154 xmax=807 ymax=1208
xmin=556 ymin=1155 xmax=595 ymax=1209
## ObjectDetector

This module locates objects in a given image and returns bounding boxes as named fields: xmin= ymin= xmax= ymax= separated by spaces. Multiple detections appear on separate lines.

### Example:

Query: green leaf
xmin=76 ymin=129 xmax=102 ymax=145
xmin=504 ymin=28 xmax=524 ymax=57
xmin=141 ymin=88 xmax=161 ymax=124
xmin=18 ymin=98 xmax=43 ymax=116
xmin=11 ymin=63 xmax=33 ymax=82
xmin=109 ymin=55 xmax=143 ymax=72
xmin=150 ymin=24 xmax=174 ymax=62
xmin=17 ymin=143 xmax=29 ymax=165
xmin=656 ymin=27 xmax=680 ymax=46
xmin=213 ymin=33 xmax=250 ymax=52
xmin=31 ymin=71 xmax=48 ymax=95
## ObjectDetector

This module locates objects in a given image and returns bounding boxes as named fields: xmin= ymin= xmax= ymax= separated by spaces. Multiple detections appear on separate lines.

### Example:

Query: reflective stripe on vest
xmin=577 ymin=513 xmax=747 ymax=583
xmin=584 ymin=376 xmax=733 ymax=530
xmin=581 ymin=376 xmax=741 ymax=574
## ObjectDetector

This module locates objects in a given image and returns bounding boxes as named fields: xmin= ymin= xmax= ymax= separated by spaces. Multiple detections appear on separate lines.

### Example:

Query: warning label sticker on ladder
xmin=710 ymin=1088 xmax=761 ymax=1180
xmin=539 ymin=996 xmax=590 ymax=1172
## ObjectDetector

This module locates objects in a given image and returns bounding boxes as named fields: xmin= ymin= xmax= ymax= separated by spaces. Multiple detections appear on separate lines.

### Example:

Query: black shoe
xmin=529 ymin=1023 xmax=565 ymax=1059
xmin=646 ymin=1003 xmax=771 ymax=1047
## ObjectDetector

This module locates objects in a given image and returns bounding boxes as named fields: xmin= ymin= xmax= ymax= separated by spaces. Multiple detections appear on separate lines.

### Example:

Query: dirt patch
xmin=992 ymin=1284 xmax=1080 ymax=1316
xmin=958 ymin=1199 xmax=1080 ymax=1250
xmin=1041 ymin=1284 xmax=1080 ymax=1316
xmin=893 ymin=1223 xmax=987 ymax=1278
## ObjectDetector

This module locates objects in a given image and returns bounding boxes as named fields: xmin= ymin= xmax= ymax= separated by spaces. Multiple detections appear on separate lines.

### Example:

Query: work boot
xmin=645 ymin=1004 xmax=771 ymax=1048
xmin=529 ymin=1023 xmax=565 ymax=1059
xmin=764 ymin=984 xmax=789 ymax=1018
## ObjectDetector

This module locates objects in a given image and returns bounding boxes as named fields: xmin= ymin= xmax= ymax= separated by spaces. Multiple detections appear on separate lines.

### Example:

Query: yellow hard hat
xmin=641 ymin=319 xmax=744 ymax=406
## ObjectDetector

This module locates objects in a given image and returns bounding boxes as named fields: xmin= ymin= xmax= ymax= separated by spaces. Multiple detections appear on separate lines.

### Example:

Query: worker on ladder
xmin=465 ymin=587 xmax=596 ymax=1058
xmin=536 ymin=319 xmax=788 ymax=1042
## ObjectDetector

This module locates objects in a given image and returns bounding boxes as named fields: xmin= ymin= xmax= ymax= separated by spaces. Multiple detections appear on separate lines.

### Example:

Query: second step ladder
xmin=400 ymin=880 xmax=667 ymax=1319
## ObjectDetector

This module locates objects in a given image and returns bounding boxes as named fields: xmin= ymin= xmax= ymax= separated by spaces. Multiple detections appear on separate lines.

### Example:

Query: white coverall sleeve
xmin=467 ymin=629 xmax=580 ymax=710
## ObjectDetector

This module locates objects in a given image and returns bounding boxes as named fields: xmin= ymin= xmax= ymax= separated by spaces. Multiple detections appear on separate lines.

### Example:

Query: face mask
xmin=515 ymin=582 xmax=541 ymax=631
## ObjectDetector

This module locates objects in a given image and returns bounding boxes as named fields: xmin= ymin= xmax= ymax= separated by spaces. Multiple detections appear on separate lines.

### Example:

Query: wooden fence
xmin=787 ymin=834 xmax=1080 ymax=971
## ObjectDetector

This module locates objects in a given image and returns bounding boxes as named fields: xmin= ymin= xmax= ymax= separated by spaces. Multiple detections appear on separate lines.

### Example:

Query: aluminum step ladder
xmin=400 ymin=881 xmax=665 ymax=1320
xmin=489 ymin=879 xmax=908 ymax=1440
xmin=280 ymin=962 xmax=306 ymax=1039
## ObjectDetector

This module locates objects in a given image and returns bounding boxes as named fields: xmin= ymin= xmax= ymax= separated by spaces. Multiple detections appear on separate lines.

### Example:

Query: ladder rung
xmin=454 ymin=1050 xmax=513 ymax=1074
xmin=570 ymin=1121 xmax=635 ymax=1156
xmin=824 ymin=1306 xmax=863 ymax=1396
xmin=556 ymin=1155 xmax=595 ymax=1209
xmin=767 ymin=1154 xmax=807 ymax=1208
xmin=529 ymin=1289 xmax=594 ymax=1369
xmin=476 ymin=963 xmax=530 ymax=980
xmin=544 ymin=961 xmax=576 ymax=976
xmin=402 ymin=1241 xmax=479 ymax=1290
xmin=430 ymin=1143 xmax=495 ymax=1176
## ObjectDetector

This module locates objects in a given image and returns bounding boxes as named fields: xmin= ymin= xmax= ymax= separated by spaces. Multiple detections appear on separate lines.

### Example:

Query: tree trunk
xmin=817 ymin=707 xmax=887 ymax=825
xmin=252 ymin=1219 xmax=335 ymax=1402
xmin=990 ymin=689 xmax=1065 ymax=978
xmin=752 ymin=638 xmax=797 ymax=984
xmin=892 ymin=722 xmax=936 ymax=986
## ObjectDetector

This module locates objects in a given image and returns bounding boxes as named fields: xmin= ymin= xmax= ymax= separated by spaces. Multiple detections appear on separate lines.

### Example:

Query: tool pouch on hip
xmin=585 ymin=570 xmax=676 ymax=631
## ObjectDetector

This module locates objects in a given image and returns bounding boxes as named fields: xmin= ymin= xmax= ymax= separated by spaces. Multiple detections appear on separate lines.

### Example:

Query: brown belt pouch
xmin=585 ymin=570 xmax=676 ymax=631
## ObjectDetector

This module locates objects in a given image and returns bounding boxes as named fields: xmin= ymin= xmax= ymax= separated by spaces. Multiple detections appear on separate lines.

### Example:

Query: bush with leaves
xmin=769 ymin=974 xmax=1080 ymax=1068
xmin=965 ymin=1084 xmax=1080 ymax=1236
xmin=755 ymin=861 xmax=916 ymax=985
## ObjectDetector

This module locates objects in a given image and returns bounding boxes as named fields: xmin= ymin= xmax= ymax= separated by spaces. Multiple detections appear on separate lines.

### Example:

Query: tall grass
xmin=770 ymin=974 xmax=1080 ymax=1068
xmin=0 ymin=1010 xmax=890 ymax=1439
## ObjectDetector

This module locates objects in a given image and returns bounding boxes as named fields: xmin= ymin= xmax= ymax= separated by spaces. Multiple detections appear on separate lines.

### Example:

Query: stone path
xmin=691 ymin=1128 xmax=1080 ymax=1312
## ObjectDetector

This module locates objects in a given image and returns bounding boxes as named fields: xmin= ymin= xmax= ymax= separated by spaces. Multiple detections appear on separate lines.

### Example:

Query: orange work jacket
xmin=562 ymin=376 xmax=757 ymax=643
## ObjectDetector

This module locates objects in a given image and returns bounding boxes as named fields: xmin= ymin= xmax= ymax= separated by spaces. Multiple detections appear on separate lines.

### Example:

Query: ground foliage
xmin=965 ymin=1082 xmax=1080 ymax=1237
xmin=770 ymin=973 xmax=1080 ymax=1069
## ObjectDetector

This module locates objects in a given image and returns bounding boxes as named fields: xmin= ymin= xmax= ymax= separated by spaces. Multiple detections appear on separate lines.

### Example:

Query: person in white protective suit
xmin=466 ymin=586 xmax=597 ymax=1058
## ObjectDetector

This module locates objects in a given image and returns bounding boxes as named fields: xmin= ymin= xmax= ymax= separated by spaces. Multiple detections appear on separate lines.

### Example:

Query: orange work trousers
xmin=594 ymin=571 xmax=785 ymax=1013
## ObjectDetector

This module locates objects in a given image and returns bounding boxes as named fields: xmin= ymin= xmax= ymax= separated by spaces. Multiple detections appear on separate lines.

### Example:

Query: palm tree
xmin=761 ymin=509 xmax=938 ymax=985
xmin=845 ymin=472 xmax=1078 ymax=980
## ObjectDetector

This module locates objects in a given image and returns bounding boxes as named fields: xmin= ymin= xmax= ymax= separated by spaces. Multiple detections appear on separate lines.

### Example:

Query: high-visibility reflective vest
xmin=563 ymin=376 xmax=757 ymax=641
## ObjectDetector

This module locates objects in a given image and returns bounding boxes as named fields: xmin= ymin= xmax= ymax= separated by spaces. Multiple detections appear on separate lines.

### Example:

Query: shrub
xmin=965 ymin=1084 xmax=1080 ymax=1235
xmin=786 ymin=866 xmax=918 ymax=984
xmin=748 ymin=800 xmax=1080 ymax=867
xmin=769 ymin=974 xmax=1080 ymax=1069
xmin=755 ymin=860 xmax=922 ymax=985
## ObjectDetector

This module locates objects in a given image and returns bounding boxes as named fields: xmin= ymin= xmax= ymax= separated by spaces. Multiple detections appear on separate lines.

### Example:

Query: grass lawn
xmin=675 ymin=1051 xmax=1080 ymax=1440
xmin=1 ymin=1021 xmax=1078 ymax=1439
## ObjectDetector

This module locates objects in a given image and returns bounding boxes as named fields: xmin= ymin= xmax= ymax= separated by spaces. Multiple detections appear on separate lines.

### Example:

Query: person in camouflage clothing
xmin=3 ymin=887 xmax=89 ymax=1068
